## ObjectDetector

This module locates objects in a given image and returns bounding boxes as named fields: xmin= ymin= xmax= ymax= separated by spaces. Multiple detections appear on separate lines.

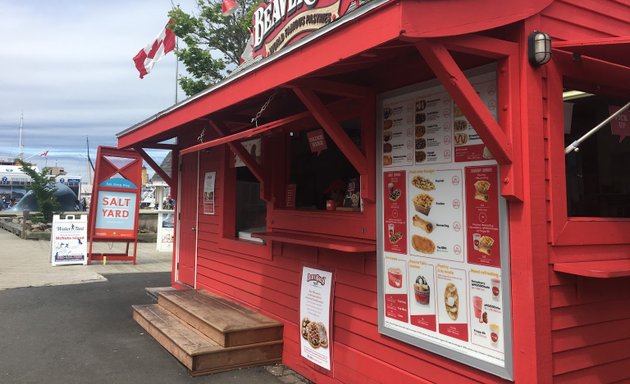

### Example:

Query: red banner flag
xmin=133 ymin=20 xmax=175 ymax=79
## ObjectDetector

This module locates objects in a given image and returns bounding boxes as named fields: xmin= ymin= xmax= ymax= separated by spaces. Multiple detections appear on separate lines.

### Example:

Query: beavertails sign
xmin=242 ymin=0 xmax=369 ymax=63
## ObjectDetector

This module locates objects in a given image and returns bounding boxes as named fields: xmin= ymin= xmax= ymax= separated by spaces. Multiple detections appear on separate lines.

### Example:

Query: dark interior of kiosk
xmin=236 ymin=166 xmax=266 ymax=235
xmin=288 ymin=119 xmax=361 ymax=211
xmin=564 ymin=87 xmax=630 ymax=218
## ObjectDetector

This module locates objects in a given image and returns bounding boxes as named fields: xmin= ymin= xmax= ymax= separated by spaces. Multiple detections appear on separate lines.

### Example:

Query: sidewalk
xmin=0 ymin=229 xmax=310 ymax=384
xmin=0 ymin=229 xmax=171 ymax=290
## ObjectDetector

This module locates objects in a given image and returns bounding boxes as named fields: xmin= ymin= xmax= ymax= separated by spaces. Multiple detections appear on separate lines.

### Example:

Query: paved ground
xmin=0 ymin=229 xmax=172 ymax=290
xmin=0 ymin=229 xmax=309 ymax=384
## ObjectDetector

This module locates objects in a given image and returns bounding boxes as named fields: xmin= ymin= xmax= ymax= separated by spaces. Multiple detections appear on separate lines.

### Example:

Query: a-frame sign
xmin=87 ymin=146 xmax=142 ymax=264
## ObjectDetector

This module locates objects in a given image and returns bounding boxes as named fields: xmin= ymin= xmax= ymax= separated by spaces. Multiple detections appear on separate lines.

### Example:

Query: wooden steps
xmin=132 ymin=289 xmax=283 ymax=376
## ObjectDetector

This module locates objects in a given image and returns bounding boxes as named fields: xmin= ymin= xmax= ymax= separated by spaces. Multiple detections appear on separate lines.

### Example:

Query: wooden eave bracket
xmin=416 ymin=39 xmax=523 ymax=201
xmin=133 ymin=146 xmax=174 ymax=189
xmin=292 ymin=86 xmax=374 ymax=202
xmin=208 ymin=120 xmax=272 ymax=202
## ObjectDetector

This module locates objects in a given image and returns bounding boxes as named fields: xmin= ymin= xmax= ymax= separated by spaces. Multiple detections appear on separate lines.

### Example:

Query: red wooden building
xmin=120 ymin=0 xmax=630 ymax=382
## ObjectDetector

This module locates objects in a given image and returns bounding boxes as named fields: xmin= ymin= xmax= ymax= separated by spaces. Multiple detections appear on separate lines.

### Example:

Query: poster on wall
xmin=377 ymin=68 xmax=512 ymax=380
xmin=51 ymin=215 xmax=88 ymax=266
xmin=300 ymin=266 xmax=333 ymax=371
xmin=156 ymin=212 xmax=174 ymax=252
xmin=203 ymin=172 xmax=216 ymax=215
xmin=94 ymin=190 xmax=137 ymax=239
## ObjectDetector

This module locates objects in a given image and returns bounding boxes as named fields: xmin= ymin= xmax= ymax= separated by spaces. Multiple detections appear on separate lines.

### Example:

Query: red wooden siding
xmin=540 ymin=0 xmax=630 ymax=41
xmin=541 ymin=2 xmax=630 ymax=379
xmin=191 ymin=146 xmax=508 ymax=383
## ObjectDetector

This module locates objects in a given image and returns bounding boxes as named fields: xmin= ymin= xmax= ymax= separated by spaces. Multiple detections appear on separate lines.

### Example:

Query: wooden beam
xmin=440 ymin=34 xmax=519 ymax=58
xmin=361 ymin=92 xmax=377 ymax=203
xmin=496 ymin=52 xmax=523 ymax=201
xmin=134 ymin=146 xmax=173 ymax=189
xmin=292 ymin=87 xmax=368 ymax=175
xmin=416 ymin=40 xmax=513 ymax=165
xmin=552 ymin=49 xmax=630 ymax=95
xmin=171 ymin=149 xmax=179 ymax=201
xmin=179 ymin=111 xmax=311 ymax=156
xmin=208 ymin=120 xmax=271 ymax=202
xmin=138 ymin=143 xmax=179 ymax=150
xmin=286 ymin=78 xmax=375 ymax=99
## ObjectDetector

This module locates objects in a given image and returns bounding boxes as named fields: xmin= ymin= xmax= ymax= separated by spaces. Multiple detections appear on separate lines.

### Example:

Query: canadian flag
xmin=133 ymin=20 xmax=176 ymax=79
xmin=39 ymin=150 xmax=49 ymax=157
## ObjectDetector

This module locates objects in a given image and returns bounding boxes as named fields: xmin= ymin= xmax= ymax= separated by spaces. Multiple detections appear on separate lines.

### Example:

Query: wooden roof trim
xmin=416 ymin=39 xmax=513 ymax=165
xmin=117 ymin=2 xmax=403 ymax=149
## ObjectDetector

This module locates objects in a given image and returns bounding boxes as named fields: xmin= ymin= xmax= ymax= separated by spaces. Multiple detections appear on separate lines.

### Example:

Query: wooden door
xmin=176 ymin=153 xmax=198 ymax=287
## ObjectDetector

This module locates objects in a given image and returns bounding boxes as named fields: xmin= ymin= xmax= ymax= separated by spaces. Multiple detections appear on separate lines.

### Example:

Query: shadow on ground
xmin=0 ymin=272 xmax=284 ymax=384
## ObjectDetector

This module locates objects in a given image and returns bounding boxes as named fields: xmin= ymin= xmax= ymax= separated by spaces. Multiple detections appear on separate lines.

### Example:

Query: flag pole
xmin=170 ymin=1 xmax=179 ymax=104
xmin=175 ymin=36 xmax=179 ymax=104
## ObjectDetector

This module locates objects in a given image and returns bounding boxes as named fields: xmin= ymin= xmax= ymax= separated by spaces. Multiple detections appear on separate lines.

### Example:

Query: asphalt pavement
xmin=0 ymin=229 xmax=308 ymax=384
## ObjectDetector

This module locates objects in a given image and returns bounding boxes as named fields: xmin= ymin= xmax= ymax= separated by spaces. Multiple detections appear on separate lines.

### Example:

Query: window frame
xmin=218 ymin=145 xmax=272 ymax=259
xmin=267 ymin=100 xmax=377 ymax=241
xmin=547 ymin=61 xmax=630 ymax=246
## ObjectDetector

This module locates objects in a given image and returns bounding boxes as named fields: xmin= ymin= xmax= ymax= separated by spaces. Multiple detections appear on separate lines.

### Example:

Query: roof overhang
xmin=116 ymin=0 xmax=553 ymax=149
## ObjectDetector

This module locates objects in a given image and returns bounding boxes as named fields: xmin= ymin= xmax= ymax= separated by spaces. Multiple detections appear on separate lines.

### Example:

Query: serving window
xmin=219 ymin=143 xmax=272 ymax=259
xmin=235 ymin=166 xmax=267 ymax=241
xmin=548 ymin=55 xmax=630 ymax=245
xmin=564 ymin=92 xmax=630 ymax=218
xmin=285 ymin=119 xmax=362 ymax=211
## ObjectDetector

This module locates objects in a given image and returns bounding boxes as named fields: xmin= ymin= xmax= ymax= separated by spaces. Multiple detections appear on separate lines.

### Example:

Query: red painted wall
xmin=541 ymin=2 xmax=630 ymax=382
xmin=193 ymin=147 xmax=504 ymax=383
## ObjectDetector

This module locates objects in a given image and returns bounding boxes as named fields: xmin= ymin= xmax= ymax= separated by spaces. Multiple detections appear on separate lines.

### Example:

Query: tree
xmin=17 ymin=161 xmax=59 ymax=223
xmin=169 ymin=0 xmax=260 ymax=96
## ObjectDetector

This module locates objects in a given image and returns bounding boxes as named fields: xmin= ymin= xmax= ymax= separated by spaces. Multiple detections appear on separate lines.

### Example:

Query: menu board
xmin=378 ymin=68 xmax=512 ymax=379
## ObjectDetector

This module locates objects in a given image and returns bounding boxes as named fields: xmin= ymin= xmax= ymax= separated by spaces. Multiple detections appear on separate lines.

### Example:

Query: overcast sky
xmin=0 ymin=0 xmax=196 ymax=180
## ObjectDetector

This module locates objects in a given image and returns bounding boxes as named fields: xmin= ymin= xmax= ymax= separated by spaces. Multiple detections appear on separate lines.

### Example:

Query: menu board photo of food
xmin=469 ymin=267 xmax=504 ymax=353
xmin=382 ymin=103 xmax=413 ymax=168
xmin=408 ymin=260 xmax=437 ymax=331
xmin=378 ymin=68 xmax=510 ymax=373
xmin=408 ymin=169 xmax=464 ymax=263
xmin=384 ymin=257 xmax=410 ymax=323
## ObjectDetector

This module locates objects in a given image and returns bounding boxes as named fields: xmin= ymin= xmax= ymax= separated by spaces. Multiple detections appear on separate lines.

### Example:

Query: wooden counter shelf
xmin=251 ymin=230 xmax=376 ymax=253
xmin=553 ymin=259 xmax=630 ymax=278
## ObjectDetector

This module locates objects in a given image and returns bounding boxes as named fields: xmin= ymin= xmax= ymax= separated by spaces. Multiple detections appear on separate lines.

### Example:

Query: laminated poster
xmin=203 ymin=172 xmax=216 ymax=215
xmin=379 ymin=70 xmax=509 ymax=374
xmin=300 ymin=267 xmax=333 ymax=371
xmin=51 ymin=215 xmax=88 ymax=266
xmin=156 ymin=212 xmax=175 ymax=252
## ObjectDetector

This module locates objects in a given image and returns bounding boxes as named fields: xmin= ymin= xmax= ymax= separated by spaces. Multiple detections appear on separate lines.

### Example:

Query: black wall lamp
xmin=528 ymin=31 xmax=552 ymax=67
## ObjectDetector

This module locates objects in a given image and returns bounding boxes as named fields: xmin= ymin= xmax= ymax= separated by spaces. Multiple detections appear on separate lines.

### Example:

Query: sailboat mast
xmin=18 ymin=112 xmax=24 ymax=161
